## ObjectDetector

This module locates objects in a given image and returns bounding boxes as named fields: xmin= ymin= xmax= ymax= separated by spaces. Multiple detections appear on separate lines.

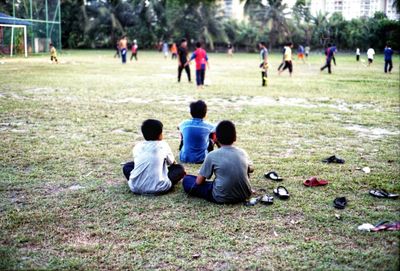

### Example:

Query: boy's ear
xmin=159 ymin=133 xmax=163 ymax=140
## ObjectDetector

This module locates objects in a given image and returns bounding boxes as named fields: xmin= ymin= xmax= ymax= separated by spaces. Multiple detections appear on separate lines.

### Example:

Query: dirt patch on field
xmin=345 ymin=125 xmax=399 ymax=139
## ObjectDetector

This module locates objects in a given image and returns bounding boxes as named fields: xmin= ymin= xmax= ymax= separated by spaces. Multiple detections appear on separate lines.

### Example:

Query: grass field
xmin=0 ymin=50 xmax=399 ymax=270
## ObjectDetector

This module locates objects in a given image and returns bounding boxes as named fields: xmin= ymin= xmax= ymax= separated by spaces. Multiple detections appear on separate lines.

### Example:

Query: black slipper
xmin=370 ymin=189 xmax=399 ymax=199
xmin=273 ymin=186 xmax=290 ymax=199
xmin=322 ymin=155 xmax=345 ymax=164
xmin=260 ymin=194 xmax=274 ymax=205
xmin=333 ymin=197 xmax=347 ymax=209
xmin=264 ymin=171 xmax=283 ymax=181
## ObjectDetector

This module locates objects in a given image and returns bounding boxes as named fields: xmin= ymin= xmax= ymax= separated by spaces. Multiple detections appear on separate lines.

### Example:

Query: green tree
xmin=243 ymin=0 xmax=291 ymax=49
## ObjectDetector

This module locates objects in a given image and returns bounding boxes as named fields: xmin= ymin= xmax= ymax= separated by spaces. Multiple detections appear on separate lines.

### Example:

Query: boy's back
xmin=129 ymin=140 xmax=174 ymax=194
xmin=179 ymin=118 xmax=214 ymax=163
xmin=199 ymin=145 xmax=252 ymax=203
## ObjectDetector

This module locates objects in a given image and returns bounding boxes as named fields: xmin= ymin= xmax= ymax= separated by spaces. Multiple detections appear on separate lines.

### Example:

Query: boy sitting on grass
xmin=122 ymin=119 xmax=185 ymax=195
xmin=182 ymin=120 xmax=253 ymax=203
xmin=178 ymin=100 xmax=215 ymax=164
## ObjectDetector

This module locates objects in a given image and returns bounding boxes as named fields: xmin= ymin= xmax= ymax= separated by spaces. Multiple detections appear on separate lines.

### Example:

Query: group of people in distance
xmin=115 ymin=36 xmax=138 ymax=63
xmin=113 ymin=35 xmax=395 ymax=89
xmin=122 ymin=100 xmax=252 ymax=204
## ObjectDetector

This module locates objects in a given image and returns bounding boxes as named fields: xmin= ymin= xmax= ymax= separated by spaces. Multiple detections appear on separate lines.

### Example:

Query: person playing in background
xmin=367 ymin=46 xmax=375 ymax=66
xmin=178 ymin=100 xmax=215 ymax=164
xmin=114 ymin=40 xmax=120 ymax=58
xmin=122 ymin=119 xmax=186 ymax=195
xmin=297 ymin=44 xmax=305 ymax=63
xmin=384 ymin=43 xmax=393 ymax=74
xmin=162 ymin=41 xmax=169 ymax=59
xmin=305 ymin=45 xmax=310 ymax=59
xmin=171 ymin=42 xmax=178 ymax=59
xmin=331 ymin=44 xmax=337 ymax=66
xmin=49 ymin=43 xmax=58 ymax=64
xmin=356 ymin=47 xmax=360 ymax=61
xmin=119 ymin=36 xmax=128 ymax=64
xmin=277 ymin=44 xmax=286 ymax=71
xmin=259 ymin=41 xmax=269 ymax=86
xmin=130 ymin=39 xmax=138 ymax=61
xmin=227 ymin=43 xmax=233 ymax=57
xmin=320 ymin=43 xmax=334 ymax=74
xmin=182 ymin=120 xmax=253 ymax=204
xmin=187 ymin=42 xmax=209 ymax=89
xmin=177 ymin=38 xmax=191 ymax=83
xmin=279 ymin=42 xmax=293 ymax=77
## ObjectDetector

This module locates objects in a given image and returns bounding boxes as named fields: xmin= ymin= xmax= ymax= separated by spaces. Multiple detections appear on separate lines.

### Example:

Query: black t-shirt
xmin=178 ymin=46 xmax=188 ymax=64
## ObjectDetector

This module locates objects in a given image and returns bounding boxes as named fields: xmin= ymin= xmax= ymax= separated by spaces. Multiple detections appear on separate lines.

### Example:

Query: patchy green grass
xmin=0 ymin=50 xmax=399 ymax=270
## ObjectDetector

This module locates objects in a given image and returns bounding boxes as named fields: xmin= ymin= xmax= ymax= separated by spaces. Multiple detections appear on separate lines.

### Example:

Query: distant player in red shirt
xmin=187 ymin=42 xmax=209 ymax=89
xmin=130 ymin=39 xmax=138 ymax=61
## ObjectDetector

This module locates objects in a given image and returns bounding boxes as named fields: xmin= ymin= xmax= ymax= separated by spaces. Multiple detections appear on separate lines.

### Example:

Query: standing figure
xmin=177 ymin=38 xmax=191 ymax=83
xmin=130 ymin=39 xmax=138 ymax=61
xmin=227 ymin=43 xmax=233 ymax=57
xmin=384 ymin=43 xmax=393 ymax=73
xmin=279 ymin=42 xmax=293 ymax=77
xmin=171 ymin=43 xmax=178 ymax=59
xmin=114 ymin=40 xmax=120 ymax=58
xmin=356 ymin=48 xmax=360 ymax=61
xmin=258 ymin=42 xmax=269 ymax=86
xmin=367 ymin=47 xmax=375 ymax=66
xmin=49 ymin=43 xmax=58 ymax=64
xmin=320 ymin=43 xmax=334 ymax=74
xmin=297 ymin=44 xmax=305 ymax=63
xmin=119 ymin=36 xmax=128 ymax=64
xmin=162 ymin=41 xmax=169 ymax=59
xmin=187 ymin=42 xmax=209 ymax=89
xmin=331 ymin=44 xmax=337 ymax=66
xmin=305 ymin=45 xmax=310 ymax=59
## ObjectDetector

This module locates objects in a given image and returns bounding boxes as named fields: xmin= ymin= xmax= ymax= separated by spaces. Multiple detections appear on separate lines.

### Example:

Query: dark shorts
xmin=368 ymin=58 xmax=373 ymax=63
xmin=282 ymin=61 xmax=293 ymax=73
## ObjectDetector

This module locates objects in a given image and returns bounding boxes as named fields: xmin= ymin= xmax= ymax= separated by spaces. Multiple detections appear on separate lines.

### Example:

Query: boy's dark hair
xmin=260 ymin=42 xmax=266 ymax=47
xmin=190 ymin=100 xmax=207 ymax=119
xmin=287 ymin=42 xmax=293 ymax=46
xmin=216 ymin=120 xmax=236 ymax=145
xmin=181 ymin=38 xmax=187 ymax=44
xmin=49 ymin=43 xmax=53 ymax=46
xmin=327 ymin=43 xmax=332 ymax=47
xmin=196 ymin=42 xmax=202 ymax=48
xmin=141 ymin=119 xmax=163 ymax=140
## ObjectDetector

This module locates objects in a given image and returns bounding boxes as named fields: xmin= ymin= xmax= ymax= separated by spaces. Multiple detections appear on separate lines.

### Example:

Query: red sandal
xmin=303 ymin=177 xmax=329 ymax=187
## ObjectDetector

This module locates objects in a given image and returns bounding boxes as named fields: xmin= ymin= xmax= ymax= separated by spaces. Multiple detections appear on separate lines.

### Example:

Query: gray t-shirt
xmin=199 ymin=146 xmax=252 ymax=203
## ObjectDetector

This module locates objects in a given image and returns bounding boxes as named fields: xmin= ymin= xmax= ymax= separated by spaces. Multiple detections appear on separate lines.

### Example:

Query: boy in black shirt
xmin=177 ymin=39 xmax=191 ymax=83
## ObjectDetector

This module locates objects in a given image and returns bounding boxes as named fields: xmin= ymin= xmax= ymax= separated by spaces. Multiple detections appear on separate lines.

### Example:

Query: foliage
xmin=0 ymin=0 xmax=399 ymax=51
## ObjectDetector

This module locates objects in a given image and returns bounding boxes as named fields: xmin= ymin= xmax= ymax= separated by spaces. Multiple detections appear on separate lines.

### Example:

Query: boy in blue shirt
xmin=178 ymin=100 xmax=215 ymax=164
xmin=384 ymin=43 xmax=394 ymax=74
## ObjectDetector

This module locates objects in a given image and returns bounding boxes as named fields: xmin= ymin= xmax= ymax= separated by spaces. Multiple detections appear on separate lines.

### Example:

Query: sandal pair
xmin=369 ymin=189 xmax=399 ymax=199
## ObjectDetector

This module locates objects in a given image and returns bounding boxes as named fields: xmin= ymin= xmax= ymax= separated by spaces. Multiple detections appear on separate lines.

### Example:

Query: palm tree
xmin=242 ymin=0 xmax=291 ymax=49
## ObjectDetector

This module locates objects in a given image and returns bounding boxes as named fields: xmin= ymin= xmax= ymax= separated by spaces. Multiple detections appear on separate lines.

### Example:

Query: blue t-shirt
xmin=384 ymin=47 xmax=393 ymax=61
xmin=179 ymin=118 xmax=215 ymax=163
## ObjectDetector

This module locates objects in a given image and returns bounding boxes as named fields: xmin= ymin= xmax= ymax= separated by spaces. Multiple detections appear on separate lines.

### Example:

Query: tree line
xmin=1 ymin=0 xmax=399 ymax=51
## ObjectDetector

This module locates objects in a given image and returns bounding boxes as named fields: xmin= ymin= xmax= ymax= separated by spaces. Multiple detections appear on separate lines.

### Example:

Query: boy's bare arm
xmin=196 ymin=175 xmax=206 ymax=185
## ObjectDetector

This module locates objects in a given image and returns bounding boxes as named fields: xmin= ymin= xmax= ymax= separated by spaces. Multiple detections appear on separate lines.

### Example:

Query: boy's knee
xmin=182 ymin=175 xmax=196 ymax=193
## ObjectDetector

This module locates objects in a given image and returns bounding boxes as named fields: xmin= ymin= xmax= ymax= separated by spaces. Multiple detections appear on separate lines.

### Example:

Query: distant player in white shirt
xmin=367 ymin=47 xmax=375 ymax=66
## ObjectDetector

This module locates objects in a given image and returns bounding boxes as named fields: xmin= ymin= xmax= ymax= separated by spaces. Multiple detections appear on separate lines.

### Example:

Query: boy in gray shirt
xmin=182 ymin=120 xmax=253 ymax=203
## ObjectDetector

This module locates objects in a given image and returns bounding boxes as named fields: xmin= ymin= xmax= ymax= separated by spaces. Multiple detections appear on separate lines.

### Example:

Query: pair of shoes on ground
xmin=369 ymin=189 xmax=399 ymax=199
xmin=358 ymin=221 xmax=400 ymax=232
xmin=245 ymin=186 xmax=290 ymax=206
xmin=322 ymin=155 xmax=345 ymax=164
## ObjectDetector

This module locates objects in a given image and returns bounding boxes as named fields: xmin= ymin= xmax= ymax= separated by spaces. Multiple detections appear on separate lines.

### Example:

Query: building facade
xmin=302 ymin=0 xmax=399 ymax=20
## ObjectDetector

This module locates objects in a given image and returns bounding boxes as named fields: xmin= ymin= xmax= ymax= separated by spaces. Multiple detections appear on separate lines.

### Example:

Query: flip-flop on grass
xmin=369 ymin=189 xmax=399 ymax=199
xmin=264 ymin=171 xmax=283 ymax=181
xmin=303 ymin=176 xmax=329 ymax=187
xmin=273 ymin=186 xmax=290 ymax=199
